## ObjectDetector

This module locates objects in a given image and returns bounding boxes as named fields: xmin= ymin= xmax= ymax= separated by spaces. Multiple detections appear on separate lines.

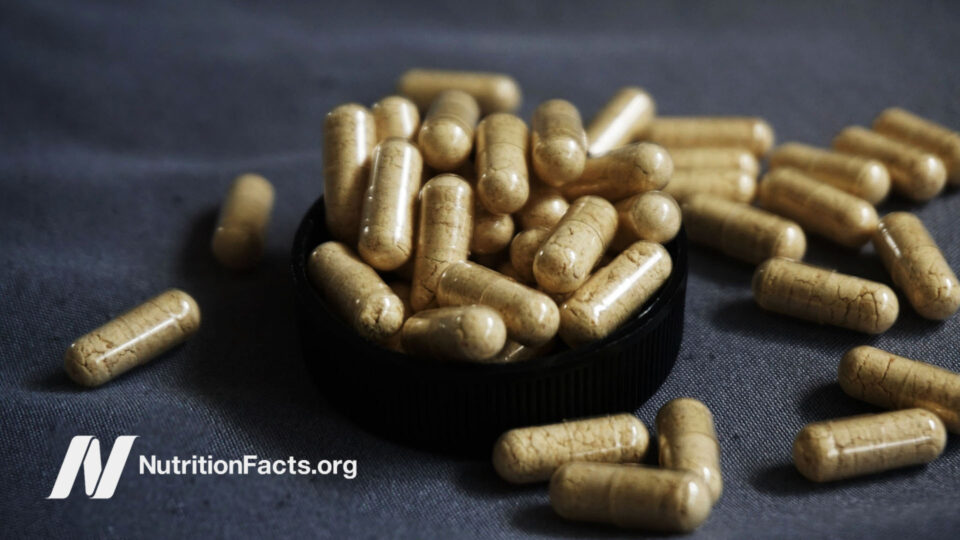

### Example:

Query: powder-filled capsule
xmin=487 ymin=338 xmax=555 ymax=364
xmin=323 ymin=104 xmax=376 ymax=244
xmin=873 ymin=107 xmax=960 ymax=186
xmin=531 ymin=99 xmax=588 ymax=186
xmin=585 ymin=87 xmax=656 ymax=156
xmin=664 ymin=169 xmax=757 ymax=204
xmin=656 ymin=398 xmax=722 ymax=503
xmin=401 ymin=306 xmax=507 ymax=362
xmin=418 ymin=90 xmax=479 ymax=171
xmin=471 ymin=201 xmax=515 ymax=255
xmin=64 ymin=289 xmax=201 ymax=387
xmin=476 ymin=113 xmax=530 ymax=214
xmin=668 ymin=147 xmax=760 ymax=178
xmin=646 ymin=116 xmax=775 ymax=156
xmin=769 ymin=143 xmax=891 ymax=204
xmin=561 ymin=143 xmax=673 ymax=201
xmin=211 ymin=173 xmax=275 ymax=270
xmin=518 ymin=182 xmax=568 ymax=230
xmin=411 ymin=175 xmax=473 ymax=311
xmin=833 ymin=126 xmax=946 ymax=201
xmin=612 ymin=191 xmax=681 ymax=249
xmin=397 ymin=68 xmax=521 ymax=114
xmin=492 ymin=413 xmax=649 ymax=483
xmin=510 ymin=227 xmax=552 ymax=283
xmin=371 ymin=96 xmax=420 ymax=142
xmin=533 ymin=196 xmax=618 ymax=293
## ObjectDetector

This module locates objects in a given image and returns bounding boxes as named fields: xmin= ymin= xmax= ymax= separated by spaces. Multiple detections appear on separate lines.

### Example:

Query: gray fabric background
xmin=2 ymin=0 xmax=959 ymax=538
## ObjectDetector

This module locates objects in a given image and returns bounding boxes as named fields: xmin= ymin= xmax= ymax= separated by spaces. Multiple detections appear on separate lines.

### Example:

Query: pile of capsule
xmin=310 ymin=69 xmax=683 ymax=362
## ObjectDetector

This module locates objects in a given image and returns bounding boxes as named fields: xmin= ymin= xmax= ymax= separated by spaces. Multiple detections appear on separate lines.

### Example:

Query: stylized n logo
xmin=47 ymin=436 xmax=138 ymax=499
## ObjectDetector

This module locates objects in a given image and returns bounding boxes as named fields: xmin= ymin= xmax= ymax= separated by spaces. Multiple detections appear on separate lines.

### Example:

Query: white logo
xmin=47 ymin=436 xmax=138 ymax=499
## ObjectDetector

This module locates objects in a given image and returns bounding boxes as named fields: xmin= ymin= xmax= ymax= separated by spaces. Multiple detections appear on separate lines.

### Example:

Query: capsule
xmin=663 ymin=169 xmax=757 ymax=204
xmin=793 ymin=409 xmax=946 ymax=482
xmin=682 ymin=195 xmax=806 ymax=264
xmin=379 ymin=282 xmax=414 ymax=352
xmin=64 ymin=289 xmax=200 ymax=387
xmin=397 ymin=68 xmax=521 ymax=114
xmin=518 ymin=182 xmax=569 ymax=230
xmin=769 ymin=143 xmax=891 ymax=204
xmin=533 ymin=196 xmax=618 ymax=293
xmin=357 ymin=139 xmax=423 ymax=270
xmin=417 ymin=90 xmax=479 ymax=171
xmin=550 ymin=463 xmax=712 ymax=533
xmin=476 ymin=113 xmax=530 ymax=214
xmin=656 ymin=398 xmax=722 ymax=503
xmin=211 ymin=173 xmax=275 ymax=270
xmin=371 ymin=95 xmax=420 ymax=142
xmin=752 ymin=258 xmax=898 ymax=334
xmin=840 ymin=345 xmax=960 ymax=433
xmin=561 ymin=143 xmax=673 ymax=201
xmin=612 ymin=191 xmax=681 ymax=250
xmin=559 ymin=241 xmax=672 ymax=347
xmin=487 ymin=338 xmax=555 ymax=364
xmin=492 ymin=413 xmax=649 ymax=483
xmin=323 ymin=104 xmax=376 ymax=244
xmin=400 ymin=306 xmax=506 ymax=362
xmin=437 ymin=261 xmax=559 ymax=346
xmin=585 ymin=87 xmax=656 ymax=156
xmin=471 ymin=201 xmax=514 ymax=255
xmin=758 ymin=168 xmax=879 ymax=248
xmin=833 ymin=126 xmax=946 ymax=201
xmin=510 ymin=227 xmax=552 ymax=283
xmin=646 ymin=116 xmax=775 ymax=156
xmin=531 ymin=99 xmax=588 ymax=186
xmin=668 ymin=147 xmax=760 ymax=177
xmin=411 ymin=175 xmax=473 ymax=311
xmin=873 ymin=107 xmax=960 ymax=186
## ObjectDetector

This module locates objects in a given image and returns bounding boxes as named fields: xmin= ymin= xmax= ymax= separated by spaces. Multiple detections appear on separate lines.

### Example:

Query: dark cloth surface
xmin=2 ymin=1 xmax=960 ymax=538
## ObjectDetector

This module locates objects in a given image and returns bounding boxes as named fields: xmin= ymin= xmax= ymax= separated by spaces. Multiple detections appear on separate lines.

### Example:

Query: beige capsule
xmin=518 ymin=182 xmax=568 ymax=230
xmin=531 ymin=99 xmax=588 ymax=186
xmin=793 ymin=409 xmax=946 ymax=482
xmin=358 ymin=139 xmax=423 ymax=270
xmin=323 ymin=103 xmax=376 ymax=244
xmin=874 ymin=212 xmax=960 ymax=319
xmin=758 ymin=168 xmax=879 ymax=248
xmin=550 ymin=463 xmax=712 ymax=533
xmin=417 ymin=90 xmax=479 ymax=171
xmin=411 ymin=175 xmax=473 ymax=311
xmin=211 ymin=174 xmax=275 ymax=270
xmin=533 ymin=196 xmax=618 ymax=294
xmin=646 ymin=116 xmax=775 ymax=156
xmin=510 ymin=227 xmax=552 ymax=283
xmin=471 ymin=201 xmax=515 ymax=255
xmin=752 ymin=258 xmax=898 ymax=334
xmin=833 ymin=126 xmax=946 ymax=201
xmin=397 ymin=68 xmax=521 ymax=114
xmin=769 ymin=143 xmax=891 ymax=204
xmin=664 ymin=169 xmax=757 ymax=204
xmin=476 ymin=113 xmax=530 ymax=214
xmin=401 ymin=306 xmax=507 ymax=362
xmin=839 ymin=345 xmax=960 ymax=433
xmin=611 ymin=191 xmax=681 ymax=250
xmin=436 ymin=261 xmax=559 ymax=346
xmin=492 ymin=413 xmax=649 ymax=483
xmin=873 ymin=107 xmax=960 ymax=186
xmin=487 ymin=338 xmax=555 ymax=364
xmin=371 ymin=95 xmax=420 ymax=142
xmin=560 ymin=241 xmax=672 ymax=347
xmin=656 ymin=398 xmax=722 ymax=503
xmin=668 ymin=147 xmax=760 ymax=177
xmin=682 ymin=195 xmax=806 ymax=264
xmin=561 ymin=142 xmax=673 ymax=201
xmin=308 ymin=242 xmax=405 ymax=341
xmin=64 ymin=289 xmax=200 ymax=387
xmin=585 ymin=87 xmax=656 ymax=156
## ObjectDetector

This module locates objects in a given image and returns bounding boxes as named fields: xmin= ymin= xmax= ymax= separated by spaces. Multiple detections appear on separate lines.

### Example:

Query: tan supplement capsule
xmin=417 ymin=90 xmax=479 ymax=171
xmin=656 ymin=398 xmax=722 ymax=503
xmin=518 ymin=182 xmax=568 ymax=230
xmin=561 ymin=143 xmax=673 ymax=201
xmin=471 ymin=201 xmax=515 ymax=255
xmin=510 ymin=227 xmax=552 ymax=283
xmin=664 ymin=169 xmax=757 ymax=204
xmin=211 ymin=174 xmax=275 ymax=270
xmin=769 ymin=143 xmax=891 ymax=204
xmin=752 ymin=258 xmax=898 ymax=334
xmin=400 ymin=306 xmax=507 ymax=362
xmin=533 ymin=196 xmax=618 ymax=293
xmin=397 ymin=68 xmax=521 ymax=114
xmin=488 ymin=338 xmax=555 ymax=364
xmin=550 ymin=463 xmax=712 ymax=533
xmin=874 ymin=107 xmax=960 ymax=186
xmin=839 ymin=346 xmax=960 ymax=433
xmin=874 ymin=212 xmax=960 ymax=319
xmin=308 ymin=242 xmax=405 ymax=341
xmin=371 ymin=95 xmax=420 ymax=142
xmin=436 ymin=261 xmax=559 ymax=346
xmin=668 ymin=147 xmax=760 ymax=178
xmin=646 ymin=116 xmax=775 ymax=156
xmin=793 ymin=409 xmax=946 ymax=482
xmin=358 ymin=139 xmax=423 ymax=270
xmin=411 ymin=175 xmax=473 ymax=311
xmin=682 ymin=195 xmax=806 ymax=264
xmin=833 ymin=126 xmax=946 ymax=201
xmin=531 ymin=99 xmax=588 ymax=186
xmin=585 ymin=87 xmax=656 ymax=156
xmin=323 ymin=103 xmax=376 ymax=244
xmin=612 ymin=191 xmax=681 ymax=249
xmin=492 ymin=413 xmax=649 ymax=483
xmin=758 ymin=168 xmax=879 ymax=248
xmin=560 ymin=241 xmax=672 ymax=347
xmin=476 ymin=113 xmax=530 ymax=214
xmin=64 ymin=289 xmax=200 ymax=387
